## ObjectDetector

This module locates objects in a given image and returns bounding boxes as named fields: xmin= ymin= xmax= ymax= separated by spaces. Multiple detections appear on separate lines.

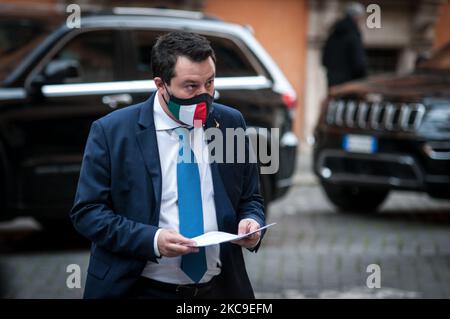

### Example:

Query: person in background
xmin=322 ymin=2 xmax=368 ymax=88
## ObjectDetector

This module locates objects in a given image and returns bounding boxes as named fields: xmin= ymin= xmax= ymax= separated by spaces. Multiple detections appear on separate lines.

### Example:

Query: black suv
xmin=0 ymin=7 xmax=298 ymax=222
xmin=314 ymin=44 xmax=450 ymax=212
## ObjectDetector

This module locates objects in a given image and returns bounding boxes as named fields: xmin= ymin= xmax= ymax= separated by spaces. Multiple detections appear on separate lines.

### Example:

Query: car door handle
xmin=102 ymin=94 xmax=133 ymax=109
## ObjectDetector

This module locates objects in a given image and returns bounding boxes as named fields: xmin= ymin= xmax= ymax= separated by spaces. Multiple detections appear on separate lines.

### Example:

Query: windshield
xmin=418 ymin=44 xmax=450 ymax=71
xmin=0 ymin=18 xmax=53 ymax=84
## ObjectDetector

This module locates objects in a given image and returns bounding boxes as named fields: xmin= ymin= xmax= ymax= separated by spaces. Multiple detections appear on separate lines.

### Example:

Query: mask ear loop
xmin=161 ymin=82 xmax=171 ymax=106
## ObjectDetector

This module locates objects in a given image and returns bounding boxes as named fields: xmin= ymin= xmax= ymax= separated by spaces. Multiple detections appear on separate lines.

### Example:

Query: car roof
xmin=75 ymin=14 xmax=294 ymax=94
xmin=2 ymin=6 xmax=295 ymax=96
xmin=103 ymin=7 xmax=221 ymax=21
xmin=78 ymin=14 xmax=243 ymax=36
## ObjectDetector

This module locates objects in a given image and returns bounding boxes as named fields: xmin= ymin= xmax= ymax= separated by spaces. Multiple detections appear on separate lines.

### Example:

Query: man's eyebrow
xmin=182 ymin=80 xmax=199 ymax=85
xmin=182 ymin=74 xmax=215 ymax=85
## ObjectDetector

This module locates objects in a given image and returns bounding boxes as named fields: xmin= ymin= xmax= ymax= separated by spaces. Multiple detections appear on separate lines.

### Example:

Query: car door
xmin=14 ymin=28 xmax=124 ymax=216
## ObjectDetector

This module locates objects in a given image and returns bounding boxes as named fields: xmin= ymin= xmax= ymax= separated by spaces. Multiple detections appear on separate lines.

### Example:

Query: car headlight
xmin=420 ymin=105 xmax=450 ymax=136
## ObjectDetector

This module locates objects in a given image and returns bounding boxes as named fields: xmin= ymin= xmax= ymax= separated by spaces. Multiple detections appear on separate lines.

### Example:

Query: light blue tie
xmin=175 ymin=127 xmax=207 ymax=283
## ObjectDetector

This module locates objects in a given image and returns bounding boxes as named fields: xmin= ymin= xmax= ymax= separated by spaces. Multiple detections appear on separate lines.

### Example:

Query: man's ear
xmin=154 ymin=77 xmax=164 ymax=91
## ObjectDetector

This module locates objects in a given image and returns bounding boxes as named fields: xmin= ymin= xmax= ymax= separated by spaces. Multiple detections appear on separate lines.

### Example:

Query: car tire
xmin=0 ymin=154 xmax=6 ymax=222
xmin=321 ymin=181 xmax=389 ymax=213
xmin=0 ymin=169 xmax=4 ymax=221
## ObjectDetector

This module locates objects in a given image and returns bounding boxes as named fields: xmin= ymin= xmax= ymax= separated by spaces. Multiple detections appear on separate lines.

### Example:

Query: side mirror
xmin=28 ymin=59 xmax=81 ymax=98
xmin=42 ymin=59 xmax=80 ymax=84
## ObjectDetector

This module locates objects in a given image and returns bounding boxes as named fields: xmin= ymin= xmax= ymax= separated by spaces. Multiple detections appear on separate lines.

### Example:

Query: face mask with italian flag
xmin=163 ymin=86 xmax=213 ymax=127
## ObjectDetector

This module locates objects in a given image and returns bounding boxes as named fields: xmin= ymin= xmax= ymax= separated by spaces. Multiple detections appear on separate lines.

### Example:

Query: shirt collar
xmin=153 ymin=93 xmax=185 ymax=131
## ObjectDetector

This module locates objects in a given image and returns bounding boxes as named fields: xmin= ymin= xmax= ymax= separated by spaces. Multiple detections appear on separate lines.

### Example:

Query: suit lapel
xmin=136 ymin=93 xmax=162 ymax=225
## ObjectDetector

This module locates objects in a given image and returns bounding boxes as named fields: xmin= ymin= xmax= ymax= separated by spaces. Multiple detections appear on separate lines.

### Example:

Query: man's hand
xmin=232 ymin=219 xmax=261 ymax=249
xmin=157 ymin=229 xmax=199 ymax=257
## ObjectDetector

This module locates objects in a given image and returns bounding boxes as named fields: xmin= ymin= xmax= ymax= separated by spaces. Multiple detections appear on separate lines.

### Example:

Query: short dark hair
xmin=151 ymin=31 xmax=216 ymax=84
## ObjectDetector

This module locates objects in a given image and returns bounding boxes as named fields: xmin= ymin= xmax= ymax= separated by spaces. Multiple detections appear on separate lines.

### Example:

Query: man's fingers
xmin=233 ymin=219 xmax=261 ymax=248
xmin=166 ymin=243 xmax=199 ymax=255
xmin=166 ymin=232 xmax=196 ymax=246
xmin=158 ymin=229 xmax=199 ymax=257
xmin=162 ymin=242 xmax=199 ymax=257
xmin=248 ymin=223 xmax=260 ymax=232
xmin=249 ymin=229 xmax=261 ymax=240
xmin=238 ymin=220 xmax=250 ymax=235
xmin=246 ymin=223 xmax=259 ymax=239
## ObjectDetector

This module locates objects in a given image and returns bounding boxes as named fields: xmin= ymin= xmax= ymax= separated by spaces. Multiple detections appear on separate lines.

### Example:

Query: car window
xmin=210 ymin=36 xmax=259 ymax=77
xmin=129 ymin=30 xmax=259 ymax=80
xmin=129 ymin=30 xmax=161 ymax=80
xmin=42 ymin=30 xmax=115 ymax=84
xmin=0 ymin=18 xmax=53 ymax=84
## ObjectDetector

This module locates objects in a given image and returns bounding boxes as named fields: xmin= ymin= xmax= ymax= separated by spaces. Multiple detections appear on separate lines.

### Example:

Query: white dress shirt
xmin=141 ymin=94 xmax=221 ymax=284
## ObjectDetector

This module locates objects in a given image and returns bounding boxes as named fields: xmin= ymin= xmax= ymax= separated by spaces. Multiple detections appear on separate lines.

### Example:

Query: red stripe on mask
xmin=193 ymin=102 xmax=207 ymax=126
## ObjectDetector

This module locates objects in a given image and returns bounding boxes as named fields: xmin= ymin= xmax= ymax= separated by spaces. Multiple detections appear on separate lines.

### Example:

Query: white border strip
xmin=0 ymin=88 xmax=27 ymax=100
xmin=41 ymin=76 xmax=271 ymax=97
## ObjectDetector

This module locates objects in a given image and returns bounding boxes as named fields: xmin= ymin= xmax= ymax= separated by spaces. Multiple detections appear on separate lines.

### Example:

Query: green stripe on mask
xmin=168 ymin=100 xmax=181 ymax=120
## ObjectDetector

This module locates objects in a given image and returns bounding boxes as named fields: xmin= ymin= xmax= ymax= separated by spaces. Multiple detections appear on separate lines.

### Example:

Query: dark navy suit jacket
xmin=70 ymin=93 xmax=265 ymax=298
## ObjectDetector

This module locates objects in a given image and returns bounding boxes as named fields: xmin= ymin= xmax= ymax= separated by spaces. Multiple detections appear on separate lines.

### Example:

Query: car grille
xmin=326 ymin=100 xmax=426 ymax=132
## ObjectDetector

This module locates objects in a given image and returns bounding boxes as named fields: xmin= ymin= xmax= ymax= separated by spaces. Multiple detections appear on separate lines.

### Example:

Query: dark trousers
xmin=129 ymin=276 xmax=223 ymax=299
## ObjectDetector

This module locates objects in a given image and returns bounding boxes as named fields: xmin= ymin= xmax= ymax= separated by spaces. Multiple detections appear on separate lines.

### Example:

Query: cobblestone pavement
xmin=247 ymin=185 xmax=450 ymax=299
xmin=1 ymin=150 xmax=449 ymax=299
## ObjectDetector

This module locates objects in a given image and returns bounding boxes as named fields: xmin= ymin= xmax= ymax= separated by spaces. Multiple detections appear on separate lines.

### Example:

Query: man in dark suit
xmin=322 ymin=2 xmax=368 ymax=88
xmin=70 ymin=31 xmax=265 ymax=299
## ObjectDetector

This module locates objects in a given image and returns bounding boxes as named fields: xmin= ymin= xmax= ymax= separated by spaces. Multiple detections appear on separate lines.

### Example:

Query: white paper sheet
xmin=188 ymin=223 xmax=276 ymax=247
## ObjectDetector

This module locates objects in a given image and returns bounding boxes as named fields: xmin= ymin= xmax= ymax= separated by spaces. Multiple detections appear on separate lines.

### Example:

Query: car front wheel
xmin=321 ymin=181 xmax=389 ymax=213
xmin=0 ymin=168 xmax=5 ymax=221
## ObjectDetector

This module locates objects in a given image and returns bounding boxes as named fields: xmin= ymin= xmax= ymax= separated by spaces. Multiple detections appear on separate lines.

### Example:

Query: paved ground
xmin=248 ymin=185 xmax=450 ymax=298
xmin=1 ymin=150 xmax=450 ymax=298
